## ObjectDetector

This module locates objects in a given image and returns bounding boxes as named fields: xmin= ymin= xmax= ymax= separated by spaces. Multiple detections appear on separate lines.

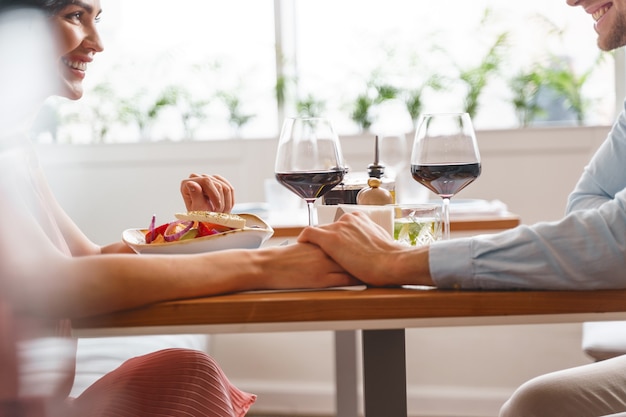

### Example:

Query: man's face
xmin=567 ymin=0 xmax=626 ymax=51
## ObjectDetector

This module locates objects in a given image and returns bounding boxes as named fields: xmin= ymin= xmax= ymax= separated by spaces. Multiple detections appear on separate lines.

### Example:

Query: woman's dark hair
xmin=0 ymin=0 xmax=75 ymax=15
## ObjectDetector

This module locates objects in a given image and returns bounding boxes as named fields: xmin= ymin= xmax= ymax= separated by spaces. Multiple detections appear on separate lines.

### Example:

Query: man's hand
xmin=298 ymin=212 xmax=432 ymax=287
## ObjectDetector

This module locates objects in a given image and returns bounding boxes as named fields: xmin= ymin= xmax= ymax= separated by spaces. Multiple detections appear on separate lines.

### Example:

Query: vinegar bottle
xmin=356 ymin=177 xmax=393 ymax=205
xmin=357 ymin=136 xmax=395 ymax=205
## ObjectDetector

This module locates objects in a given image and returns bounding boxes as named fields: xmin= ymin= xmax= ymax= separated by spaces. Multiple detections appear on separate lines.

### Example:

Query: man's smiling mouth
xmin=592 ymin=3 xmax=612 ymax=21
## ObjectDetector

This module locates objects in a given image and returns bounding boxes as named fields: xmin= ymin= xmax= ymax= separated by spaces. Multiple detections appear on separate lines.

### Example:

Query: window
xmin=41 ymin=0 xmax=615 ymax=144
xmin=287 ymin=0 xmax=614 ymax=132
xmin=51 ymin=0 xmax=277 ymax=143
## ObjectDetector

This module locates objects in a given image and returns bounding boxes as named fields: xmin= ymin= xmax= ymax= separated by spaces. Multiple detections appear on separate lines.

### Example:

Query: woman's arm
xmin=39 ymin=170 xmax=237 ymax=256
xmin=31 ymin=164 xmax=103 ymax=256
xmin=1 ymin=201 xmax=356 ymax=318
xmin=1 ymin=151 xmax=355 ymax=318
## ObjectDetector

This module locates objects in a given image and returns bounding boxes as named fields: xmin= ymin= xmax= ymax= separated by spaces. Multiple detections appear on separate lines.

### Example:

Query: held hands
xmin=298 ymin=212 xmax=423 ymax=287
xmin=263 ymin=243 xmax=361 ymax=290
xmin=181 ymin=174 xmax=235 ymax=213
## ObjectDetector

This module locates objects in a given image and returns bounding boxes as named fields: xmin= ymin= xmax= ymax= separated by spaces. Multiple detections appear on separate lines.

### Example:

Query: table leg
xmin=334 ymin=330 xmax=359 ymax=417
xmin=362 ymin=329 xmax=407 ymax=417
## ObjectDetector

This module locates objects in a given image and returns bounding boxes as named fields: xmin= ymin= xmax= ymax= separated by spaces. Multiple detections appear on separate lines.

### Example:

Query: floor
xmin=247 ymin=414 xmax=490 ymax=417
xmin=248 ymin=414 xmax=325 ymax=417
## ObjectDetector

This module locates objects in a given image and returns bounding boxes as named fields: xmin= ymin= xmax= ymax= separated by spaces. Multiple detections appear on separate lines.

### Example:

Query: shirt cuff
xmin=429 ymin=238 xmax=473 ymax=288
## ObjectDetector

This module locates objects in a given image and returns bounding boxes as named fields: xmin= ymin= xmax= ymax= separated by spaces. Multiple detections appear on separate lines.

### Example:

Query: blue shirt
xmin=429 ymin=102 xmax=626 ymax=290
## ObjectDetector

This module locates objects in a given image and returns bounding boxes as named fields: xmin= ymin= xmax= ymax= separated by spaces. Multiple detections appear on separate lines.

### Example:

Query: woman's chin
xmin=58 ymin=85 xmax=84 ymax=101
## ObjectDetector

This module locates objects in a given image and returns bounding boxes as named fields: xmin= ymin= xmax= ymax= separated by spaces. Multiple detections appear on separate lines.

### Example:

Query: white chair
xmin=71 ymin=334 xmax=210 ymax=397
xmin=582 ymin=321 xmax=626 ymax=361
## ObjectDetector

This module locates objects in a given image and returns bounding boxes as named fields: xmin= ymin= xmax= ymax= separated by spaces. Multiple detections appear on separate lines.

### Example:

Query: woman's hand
xmin=181 ymin=174 xmax=235 ymax=213
xmin=257 ymin=243 xmax=361 ymax=290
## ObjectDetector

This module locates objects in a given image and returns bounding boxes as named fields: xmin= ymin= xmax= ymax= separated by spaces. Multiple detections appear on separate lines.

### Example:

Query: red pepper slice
xmin=197 ymin=221 xmax=220 ymax=237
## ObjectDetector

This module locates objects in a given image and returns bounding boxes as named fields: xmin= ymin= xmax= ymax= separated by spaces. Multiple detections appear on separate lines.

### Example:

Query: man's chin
xmin=597 ymin=39 xmax=626 ymax=52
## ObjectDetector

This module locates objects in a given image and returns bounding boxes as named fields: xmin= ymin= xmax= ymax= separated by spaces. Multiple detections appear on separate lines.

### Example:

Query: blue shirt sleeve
xmin=429 ymin=102 xmax=626 ymax=290
xmin=568 ymin=102 xmax=626 ymax=212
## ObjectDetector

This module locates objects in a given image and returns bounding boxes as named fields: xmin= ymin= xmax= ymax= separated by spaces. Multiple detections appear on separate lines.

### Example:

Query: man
xmin=300 ymin=0 xmax=626 ymax=300
xmin=299 ymin=0 xmax=626 ymax=415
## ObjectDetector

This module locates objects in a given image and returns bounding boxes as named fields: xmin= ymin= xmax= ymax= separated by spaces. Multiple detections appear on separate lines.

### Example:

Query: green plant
xmin=508 ymin=14 xmax=609 ymax=126
xmin=118 ymin=85 xmax=179 ymax=141
xmin=509 ymin=70 xmax=544 ymax=127
xmin=161 ymin=85 xmax=212 ymax=139
xmin=537 ymin=54 xmax=604 ymax=125
xmin=351 ymin=94 xmax=374 ymax=131
xmin=457 ymin=31 xmax=509 ymax=118
xmin=509 ymin=52 xmax=606 ymax=126
xmin=350 ymin=81 xmax=401 ymax=132
xmin=56 ymin=82 xmax=120 ymax=143
xmin=296 ymin=94 xmax=326 ymax=117
xmin=275 ymin=74 xmax=289 ymax=110
xmin=375 ymin=84 xmax=400 ymax=101
xmin=87 ymin=83 xmax=118 ymax=143
xmin=216 ymin=91 xmax=255 ymax=135
xmin=404 ymin=74 xmax=445 ymax=128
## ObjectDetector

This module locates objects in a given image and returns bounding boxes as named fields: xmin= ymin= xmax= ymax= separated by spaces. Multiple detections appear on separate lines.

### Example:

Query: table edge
xmin=73 ymin=287 xmax=626 ymax=334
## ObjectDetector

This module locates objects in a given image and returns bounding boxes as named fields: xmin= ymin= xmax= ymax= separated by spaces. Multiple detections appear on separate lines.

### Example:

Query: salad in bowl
xmin=123 ymin=211 xmax=274 ymax=254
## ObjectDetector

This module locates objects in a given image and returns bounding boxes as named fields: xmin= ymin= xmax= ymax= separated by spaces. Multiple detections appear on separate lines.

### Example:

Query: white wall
xmin=37 ymin=125 xmax=610 ymax=417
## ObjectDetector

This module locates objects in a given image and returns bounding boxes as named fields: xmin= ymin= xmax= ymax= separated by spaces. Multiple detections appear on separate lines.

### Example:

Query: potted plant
xmin=350 ymin=80 xmax=400 ymax=132
xmin=296 ymin=94 xmax=326 ymax=118
xmin=457 ymin=31 xmax=509 ymax=119
xmin=508 ymin=53 xmax=607 ymax=127
xmin=118 ymin=85 xmax=179 ymax=141
xmin=216 ymin=90 xmax=256 ymax=138
xmin=403 ymin=74 xmax=446 ymax=129
xmin=173 ymin=86 xmax=211 ymax=140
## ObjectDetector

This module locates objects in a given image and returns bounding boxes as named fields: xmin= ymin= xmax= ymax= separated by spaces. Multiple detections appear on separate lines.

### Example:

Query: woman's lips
xmin=61 ymin=57 xmax=88 ymax=79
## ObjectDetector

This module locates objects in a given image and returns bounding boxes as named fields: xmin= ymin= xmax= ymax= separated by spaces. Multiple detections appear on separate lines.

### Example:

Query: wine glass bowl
xmin=274 ymin=117 xmax=346 ymax=226
xmin=410 ymin=113 xmax=481 ymax=239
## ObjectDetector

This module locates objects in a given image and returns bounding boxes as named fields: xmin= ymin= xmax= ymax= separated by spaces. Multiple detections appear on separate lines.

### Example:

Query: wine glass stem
xmin=306 ymin=200 xmax=316 ymax=227
xmin=442 ymin=197 xmax=451 ymax=240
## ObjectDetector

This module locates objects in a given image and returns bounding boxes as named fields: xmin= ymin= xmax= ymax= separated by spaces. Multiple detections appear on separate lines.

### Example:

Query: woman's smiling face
xmin=49 ymin=0 xmax=104 ymax=100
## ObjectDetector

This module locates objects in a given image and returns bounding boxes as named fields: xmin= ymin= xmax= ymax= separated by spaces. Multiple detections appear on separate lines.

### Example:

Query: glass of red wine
xmin=410 ymin=112 xmax=481 ymax=240
xmin=275 ymin=117 xmax=346 ymax=226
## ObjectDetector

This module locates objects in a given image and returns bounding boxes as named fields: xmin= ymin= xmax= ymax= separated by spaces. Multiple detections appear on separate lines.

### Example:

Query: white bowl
xmin=122 ymin=213 xmax=274 ymax=255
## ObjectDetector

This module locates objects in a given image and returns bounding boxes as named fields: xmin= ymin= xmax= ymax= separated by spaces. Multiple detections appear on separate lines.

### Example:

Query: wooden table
xmin=267 ymin=211 xmax=521 ymax=415
xmin=73 ymin=287 xmax=626 ymax=417
xmin=270 ymin=212 xmax=521 ymax=238
xmin=77 ymin=212 xmax=524 ymax=417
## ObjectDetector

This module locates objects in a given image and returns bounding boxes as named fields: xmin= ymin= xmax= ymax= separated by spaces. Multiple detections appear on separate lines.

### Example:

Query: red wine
xmin=276 ymin=170 xmax=345 ymax=200
xmin=411 ymin=163 xmax=481 ymax=198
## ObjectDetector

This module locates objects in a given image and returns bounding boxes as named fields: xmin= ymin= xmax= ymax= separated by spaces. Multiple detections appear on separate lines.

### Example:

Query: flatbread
xmin=174 ymin=211 xmax=247 ymax=229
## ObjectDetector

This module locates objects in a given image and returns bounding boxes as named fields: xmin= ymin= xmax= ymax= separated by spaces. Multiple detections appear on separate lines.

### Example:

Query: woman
xmin=0 ymin=1 xmax=356 ymax=416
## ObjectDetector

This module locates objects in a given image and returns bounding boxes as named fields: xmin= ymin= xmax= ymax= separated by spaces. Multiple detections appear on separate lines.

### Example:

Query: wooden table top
xmin=72 ymin=287 xmax=626 ymax=336
xmin=270 ymin=213 xmax=521 ymax=237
